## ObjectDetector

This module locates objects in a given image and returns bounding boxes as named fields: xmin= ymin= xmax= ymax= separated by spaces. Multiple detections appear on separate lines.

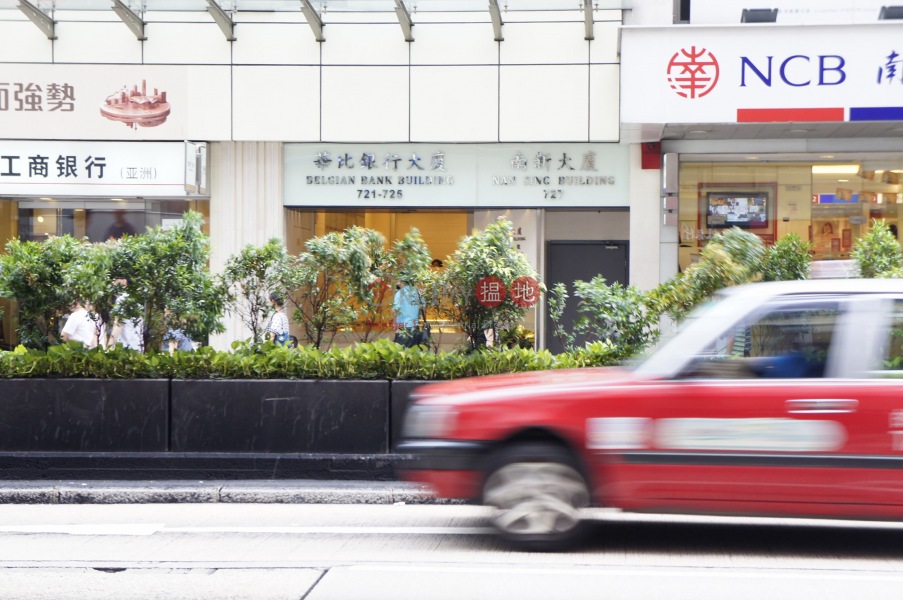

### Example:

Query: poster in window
xmin=831 ymin=238 xmax=841 ymax=252
xmin=842 ymin=228 xmax=852 ymax=248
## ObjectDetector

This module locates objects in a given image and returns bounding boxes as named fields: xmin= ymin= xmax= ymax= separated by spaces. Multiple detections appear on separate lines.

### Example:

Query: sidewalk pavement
xmin=0 ymin=480 xmax=459 ymax=505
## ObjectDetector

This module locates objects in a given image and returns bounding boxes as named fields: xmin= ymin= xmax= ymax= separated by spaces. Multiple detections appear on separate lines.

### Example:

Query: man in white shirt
xmin=109 ymin=277 xmax=144 ymax=351
xmin=61 ymin=299 xmax=99 ymax=348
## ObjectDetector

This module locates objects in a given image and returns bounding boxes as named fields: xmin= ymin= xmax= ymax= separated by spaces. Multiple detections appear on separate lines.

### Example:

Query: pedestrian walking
xmin=265 ymin=292 xmax=291 ymax=346
xmin=392 ymin=280 xmax=421 ymax=347
xmin=61 ymin=299 xmax=99 ymax=348
xmin=109 ymin=277 xmax=144 ymax=351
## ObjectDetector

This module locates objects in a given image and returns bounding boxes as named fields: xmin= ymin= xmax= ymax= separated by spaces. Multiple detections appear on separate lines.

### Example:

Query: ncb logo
xmin=667 ymin=46 xmax=720 ymax=99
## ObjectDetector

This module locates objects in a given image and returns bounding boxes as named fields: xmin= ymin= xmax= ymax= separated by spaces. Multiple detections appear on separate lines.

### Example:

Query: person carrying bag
xmin=411 ymin=305 xmax=431 ymax=348
xmin=265 ymin=292 xmax=291 ymax=346
xmin=393 ymin=281 xmax=426 ymax=348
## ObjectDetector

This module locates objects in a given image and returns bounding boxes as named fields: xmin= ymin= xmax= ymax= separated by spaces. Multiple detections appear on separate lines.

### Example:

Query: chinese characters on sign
xmin=0 ymin=82 xmax=75 ymax=112
xmin=308 ymin=150 xmax=454 ymax=200
xmin=878 ymin=50 xmax=903 ymax=83
xmin=0 ymin=142 xmax=188 ymax=197
xmin=510 ymin=277 xmax=539 ymax=308
xmin=476 ymin=277 xmax=507 ymax=308
xmin=493 ymin=150 xmax=616 ymax=200
xmin=285 ymin=144 xmax=629 ymax=208
xmin=476 ymin=276 xmax=540 ymax=308
xmin=0 ymin=154 xmax=108 ymax=179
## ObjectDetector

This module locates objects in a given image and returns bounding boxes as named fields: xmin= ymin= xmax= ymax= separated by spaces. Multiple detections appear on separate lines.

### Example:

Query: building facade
xmin=621 ymin=0 xmax=903 ymax=280
xmin=0 ymin=1 xmax=657 ymax=350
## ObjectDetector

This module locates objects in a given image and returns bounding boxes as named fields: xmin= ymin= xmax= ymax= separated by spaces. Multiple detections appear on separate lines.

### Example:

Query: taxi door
xmin=608 ymin=297 xmax=887 ymax=510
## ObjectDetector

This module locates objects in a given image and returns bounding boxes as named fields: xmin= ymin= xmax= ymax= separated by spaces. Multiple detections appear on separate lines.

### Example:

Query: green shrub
xmin=651 ymin=228 xmax=765 ymax=323
xmin=548 ymin=277 xmax=657 ymax=356
xmin=0 ymin=338 xmax=623 ymax=381
xmin=761 ymin=233 xmax=811 ymax=282
xmin=852 ymin=219 xmax=902 ymax=278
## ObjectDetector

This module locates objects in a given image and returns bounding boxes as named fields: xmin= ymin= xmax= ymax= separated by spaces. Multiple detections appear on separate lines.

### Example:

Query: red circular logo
xmin=476 ymin=276 xmax=506 ymax=307
xmin=510 ymin=276 xmax=539 ymax=308
xmin=667 ymin=46 xmax=719 ymax=99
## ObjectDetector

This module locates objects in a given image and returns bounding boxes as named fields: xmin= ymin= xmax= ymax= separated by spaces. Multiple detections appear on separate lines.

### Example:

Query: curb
xmin=0 ymin=480 xmax=458 ymax=505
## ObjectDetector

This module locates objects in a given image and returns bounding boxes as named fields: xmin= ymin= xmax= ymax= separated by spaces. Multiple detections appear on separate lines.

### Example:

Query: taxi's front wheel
xmin=482 ymin=443 xmax=590 ymax=551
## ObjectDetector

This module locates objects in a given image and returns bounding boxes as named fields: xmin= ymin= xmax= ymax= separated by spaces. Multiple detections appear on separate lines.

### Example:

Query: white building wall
xmin=208 ymin=142 xmax=285 ymax=348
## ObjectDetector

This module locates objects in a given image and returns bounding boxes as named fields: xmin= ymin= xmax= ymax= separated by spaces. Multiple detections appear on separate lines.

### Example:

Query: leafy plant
xmin=278 ymin=232 xmax=356 ymax=349
xmin=651 ymin=227 xmax=765 ymax=323
xmin=0 ymin=235 xmax=108 ymax=349
xmin=223 ymin=238 xmax=290 ymax=343
xmin=761 ymin=233 xmax=812 ymax=282
xmin=0 ymin=339 xmax=624 ymax=381
xmin=547 ymin=282 xmax=574 ymax=351
xmin=442 ymin=218 xmax=543 ymax=352
xmin=570 ymin=276 xmax=658 ymax=357
xmin=852 ymin=219 xmax=902 ymax=278
xmin=110 ymin=211 xmax=227 ymax=352
xmin=342 ymin=227 xmax=394 ymax=343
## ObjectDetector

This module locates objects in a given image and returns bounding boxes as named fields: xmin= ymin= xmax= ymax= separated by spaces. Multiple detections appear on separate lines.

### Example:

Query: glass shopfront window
xmin=678 ymin=158 xmax=903 ymax=271
xmin=0 ymin=197 xmax=209 ymax=349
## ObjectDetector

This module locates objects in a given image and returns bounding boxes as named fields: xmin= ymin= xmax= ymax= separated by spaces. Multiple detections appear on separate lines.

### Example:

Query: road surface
xmin=0 ymin=503 xmax=902 ymax=599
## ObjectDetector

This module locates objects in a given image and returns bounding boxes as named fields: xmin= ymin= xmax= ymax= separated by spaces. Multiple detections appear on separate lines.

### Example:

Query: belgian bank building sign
xmin=284 ymin=144 xmax=629 ymax=209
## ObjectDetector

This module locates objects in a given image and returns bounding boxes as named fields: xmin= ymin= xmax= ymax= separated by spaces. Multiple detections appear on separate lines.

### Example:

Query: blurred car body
xmin=399 ymin=279 xmax=903 ymax=550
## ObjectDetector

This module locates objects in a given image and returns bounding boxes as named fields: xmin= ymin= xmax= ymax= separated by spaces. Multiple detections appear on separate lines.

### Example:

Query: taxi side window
xmin=683 ymin=304 xmax=840 ymax=379
xmin=879 ymin=300 xmax=903 ymax=377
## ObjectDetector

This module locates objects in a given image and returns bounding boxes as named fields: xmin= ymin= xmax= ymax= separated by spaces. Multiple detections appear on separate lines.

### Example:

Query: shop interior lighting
xmin=112 ymin=0 xmax=146 ymax=40
xmin=394 ymin=1 xmax=414 ymax=42
xmin=489 ymin=0 xmax=504 ymax=42
xmin=879 ymin=6 xmax=903 ymax=19
xmin=741 ymin=8 xmax=778 ymax=23
xmin=300 ymin=0 xmax=325 ymax=42
xmin=17 ymin=1 xmax=56 ymax=40
xmin=584 ymin=1 xmax=594 ymax=40
xmin=812 ymin=164 xmax=861 ymax=174
xmin=206 ymin=0 xmax=236 ymax=41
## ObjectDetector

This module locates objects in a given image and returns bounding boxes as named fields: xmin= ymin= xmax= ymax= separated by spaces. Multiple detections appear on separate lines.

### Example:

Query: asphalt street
xmin=1 ymin=501 xmax=903 ymax=599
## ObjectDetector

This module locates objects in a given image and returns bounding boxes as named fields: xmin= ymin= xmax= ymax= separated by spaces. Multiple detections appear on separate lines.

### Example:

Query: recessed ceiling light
xmin=789 ymin=129 xmax=809 ymax=134
xmin=837 ymin=179 xmax=849 ymax=182
xmin=745 ymin=156 xmax=759 ymax=160
xmin=687 ymin=130 xmax=709 ymax=135
xmin=819 ymin=155 xmax=835 ymax=159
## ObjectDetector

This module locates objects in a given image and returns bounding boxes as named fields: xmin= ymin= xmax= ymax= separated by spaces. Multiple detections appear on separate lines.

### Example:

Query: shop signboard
xmin=0 ymin=141 xmax=198 ymax=197
xmin=0 ymin=64 xmax=230 ymax=141
xmin=283 ymin=144 xmax=629 ymax=208
xmin=621 ymin=24 xmax=903 ymax=125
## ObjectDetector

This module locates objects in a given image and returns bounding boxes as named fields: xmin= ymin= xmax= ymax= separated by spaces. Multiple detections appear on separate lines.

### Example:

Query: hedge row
xmin=0 ymin=339 xmax=625 ymax=380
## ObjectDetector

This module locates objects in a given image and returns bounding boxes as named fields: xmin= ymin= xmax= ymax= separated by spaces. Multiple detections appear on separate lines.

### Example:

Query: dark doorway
xmin=545 ymin=241 xmax=629 ymax=354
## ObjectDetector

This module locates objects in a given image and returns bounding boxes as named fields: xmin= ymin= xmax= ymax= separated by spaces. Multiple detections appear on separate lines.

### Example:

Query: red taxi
xmin=399 ymin=279 xmax=903 ymax=550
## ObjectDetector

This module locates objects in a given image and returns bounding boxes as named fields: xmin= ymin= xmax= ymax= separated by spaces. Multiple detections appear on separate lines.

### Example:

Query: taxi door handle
xmin=785 ymin=399 xmax=859 ymax=414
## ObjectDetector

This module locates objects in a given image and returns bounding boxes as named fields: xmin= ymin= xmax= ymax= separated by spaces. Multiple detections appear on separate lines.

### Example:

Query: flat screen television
xmin=705 ymin=191 xmax=769 ymax=229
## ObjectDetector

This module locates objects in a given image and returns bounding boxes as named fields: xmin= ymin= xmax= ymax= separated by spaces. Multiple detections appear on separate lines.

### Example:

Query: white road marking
xmin=0 ymin=524 xmax=494 ymax=536
xmin=343 ymin=563 xmax=903 ymax=582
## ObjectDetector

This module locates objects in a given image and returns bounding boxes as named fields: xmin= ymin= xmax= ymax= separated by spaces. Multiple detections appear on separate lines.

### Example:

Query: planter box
xmin=390 ymin=380 xmax=434 ymax=451
xmin=0 ymin=379 xmax=168 ymax=452
xmin=171 ymin=380 xmax=390 ymax=454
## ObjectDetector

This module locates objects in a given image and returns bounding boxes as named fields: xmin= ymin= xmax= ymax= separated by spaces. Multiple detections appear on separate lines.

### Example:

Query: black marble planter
xmin=170 ymin=379 xmax=391 ymax=453
xmin=0 ymin=379 xmax=168 ymax=452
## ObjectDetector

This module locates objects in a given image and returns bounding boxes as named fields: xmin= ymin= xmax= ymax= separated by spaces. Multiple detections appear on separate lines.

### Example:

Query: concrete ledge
xmin=0 ymin=480 xmax=459 ymax=505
